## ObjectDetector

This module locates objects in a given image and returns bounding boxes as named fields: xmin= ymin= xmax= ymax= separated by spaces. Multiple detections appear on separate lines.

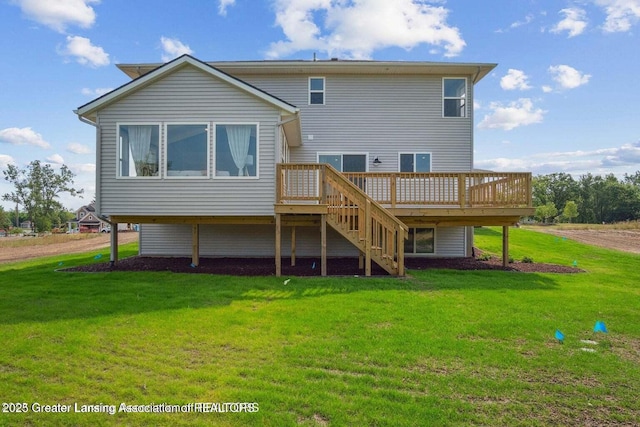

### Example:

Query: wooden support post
xmin=458 ymin=174 xmax=467 ymax=208
xmin=358 ymin=251 xmax=364 ymax=270
xmin=321 ymin=214 xmax=327 ymax=276
xmin=291 ymin=226 xmax=296 ymax=266
xmin=191 ymin=224 xmax=199 ymax=267
xmin=397 ymin=228 xmax=405 ymax=276
xmin=109 ymin=223 xmax=118 ymax=266
xmin=502 ymin=225 xmax=509 ymax=267
xmin=275 ymin=214 xmax=282 ymax=277
xmin=365 ymin=200 xmax=372 ymax=277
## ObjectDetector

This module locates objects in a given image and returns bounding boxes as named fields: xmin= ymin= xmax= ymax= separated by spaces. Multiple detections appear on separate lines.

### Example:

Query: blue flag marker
xmin=594 ymin=321 xmax=608 ymax=333
xmin=572 ymin=260 xmax=578 ymax=267
xmin=554 ymin=329 xmax=565 ymax=343
xmin=94 ymin=254 xmax=102 ymax=260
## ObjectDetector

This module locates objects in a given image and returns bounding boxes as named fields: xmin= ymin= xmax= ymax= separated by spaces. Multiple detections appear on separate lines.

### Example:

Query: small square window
xmin=400 ymin=153 xmax=431 ymax=172
xmin=118 ymin=124 xmax=160 ymax=177
xmin=404 ymin=228 xmax=435 ymax=254
xmin=309 ymin=77 xmax=325 ymax=105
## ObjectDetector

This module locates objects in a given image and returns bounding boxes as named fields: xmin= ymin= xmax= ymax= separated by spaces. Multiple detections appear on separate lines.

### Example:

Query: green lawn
xmin=0 ymin=228 xmax=638 ymax=426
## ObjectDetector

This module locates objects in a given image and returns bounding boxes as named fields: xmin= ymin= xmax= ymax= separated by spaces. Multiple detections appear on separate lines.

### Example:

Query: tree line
xmin=533 ymin=171 xmax=640 ymax=224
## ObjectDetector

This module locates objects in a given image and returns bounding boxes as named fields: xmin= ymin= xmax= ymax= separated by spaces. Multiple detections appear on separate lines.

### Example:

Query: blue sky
xmin=1 ymin=0 xmax=639 ymax=210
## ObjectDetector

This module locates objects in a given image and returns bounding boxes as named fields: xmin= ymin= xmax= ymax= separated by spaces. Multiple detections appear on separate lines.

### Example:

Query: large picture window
xmin=118 ymin=124 xmax=160 ymax=177
xmin=400 ymin=153 xmax=431 ymax=172
xmin=215 ymin=124 xmax=257 ymax=177
xmin=443 ymin=78 xmax=467 ymax=118
xmin=166 ymin=124 xmax=209 ymax=177
xmin=404 ymin=228 xmax=435 ymax=254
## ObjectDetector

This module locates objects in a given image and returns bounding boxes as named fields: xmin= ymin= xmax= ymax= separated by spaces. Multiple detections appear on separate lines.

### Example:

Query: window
xmin=309 ymin=77 xmax=325 ymax=105
xmin=166 ymin=124 xmax=209 ymax=177
xmin=215 ymin=124 xmax=258 ymax=177
xmin=318 ymin=153 xmax=367 ymax=172
xmin=404 ymin=228 xmax=435 ymax=254
xmin=400 ymin=153 xmax=431 ymax=172
xmin=118 ymin=124 xmax=160 ymax=177
xmin=443 ymin=78 xmax=466 ymax=118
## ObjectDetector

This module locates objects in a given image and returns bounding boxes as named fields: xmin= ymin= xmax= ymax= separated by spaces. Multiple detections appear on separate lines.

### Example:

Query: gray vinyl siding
xmin=96 ymin=66 xmax=282 ymax=216
xmin=237 ymin=73 xmax=474 ymax=172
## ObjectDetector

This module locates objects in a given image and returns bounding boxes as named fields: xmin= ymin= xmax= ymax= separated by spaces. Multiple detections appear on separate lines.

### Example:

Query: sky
xmin=1 ymin=0 xmax=639 ymax=211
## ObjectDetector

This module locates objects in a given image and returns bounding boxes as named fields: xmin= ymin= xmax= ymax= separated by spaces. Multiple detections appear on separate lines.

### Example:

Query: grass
xmin=0 ymin=228 xmax=639 ymax=426
xmin=524 ymin=221 xmax=640 ymax=231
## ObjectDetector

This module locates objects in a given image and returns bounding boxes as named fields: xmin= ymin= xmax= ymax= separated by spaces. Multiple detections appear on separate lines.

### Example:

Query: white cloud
xmin=542 ymin=85 xmax=553 ymax=93
xmin=218 ymin=0 xmax=236 ymax=16
xmin=548 ymin=65 xmax=591 ymax=89
xmin=475 ymin=141 xmax=640 ymax=176
xmin=61 ymin=35 xmax=109 ymax=67
xmin=478 ymin=98 xmax=546 ymax=131
xmin=267 ymin=0 xmax=466 ymax=59
xmin=14 ymin=0 xmax=99 ymax=33
xmin=500 ymin=69 xmax=532 ymax=91
xmin=0 ymin=154 xmax=16 ymax=169
xmin=81 ymin=87 xmax=112 ymax=97
xmin=551 ymin=7 xmax=588 ymax=37
xmin=160 ymin=37 xmax=194 ymax=62
xmin=595 ymin=0 xmax=640 ymax=32
xmin=67 ymin=142 xmax=92 ymax=154
xmin=73 ymin=163 xmax=96 ymax=173
xmin=0 ymin=127 xmax=51 ymax=148
xmin=46 ymin=153 xmax=65 ymax=164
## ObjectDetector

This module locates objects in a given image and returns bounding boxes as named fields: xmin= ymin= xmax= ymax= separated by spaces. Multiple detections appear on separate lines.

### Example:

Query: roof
xmin=117 ymin=58 xmax=497 ymax=83
xmin=75 ymin=55 xmax=300 ymax=123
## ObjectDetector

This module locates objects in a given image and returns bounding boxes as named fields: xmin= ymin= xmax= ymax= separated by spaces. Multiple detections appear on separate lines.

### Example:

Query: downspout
xmin=469 ymin=66 xmax=482 ymax=256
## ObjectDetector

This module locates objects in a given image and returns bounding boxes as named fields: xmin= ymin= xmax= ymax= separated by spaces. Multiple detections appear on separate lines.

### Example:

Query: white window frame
xmin=405 ymin=227 xmax=436 ymax=256
xmin=309 ymin=77 xmax=325 ymax=105
xmin=442 ymin=77 xmax=467 ymax=118
xmin=164 ymin=122 xmax=211 ymax=179
xmin=317 ymin=152 xmax=369 ymax=172
xmin=213 ymin=122 xmax=260 ymax=179
xmin=116 ymin=122 xmax=162 ymax=179
xmin=398 ymin=152 xmax=432 ymax=173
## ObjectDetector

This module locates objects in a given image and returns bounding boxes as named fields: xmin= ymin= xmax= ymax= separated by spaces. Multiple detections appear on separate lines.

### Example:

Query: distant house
xmin=76 ymin=55 xmax=534 ymax=275
xmin=70 ymin=203 xmax=106 ymax=233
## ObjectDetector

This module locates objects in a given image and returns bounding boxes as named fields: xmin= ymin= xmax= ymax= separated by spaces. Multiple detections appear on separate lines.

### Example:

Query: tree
xmin=535 ymin=202 xmax=558 ymax=224
xmin=561 ymin=200 xmax=579 ymax=223
xmin=0 ymin=206 xmax=10 ymax=231
xmin=2 ymin=160 xmax=83 ymax=232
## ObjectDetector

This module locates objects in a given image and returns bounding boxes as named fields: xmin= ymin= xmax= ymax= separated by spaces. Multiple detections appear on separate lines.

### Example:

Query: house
xmin=71 ymin=203 xmax=106 ymax=233
xmin=75 ymin=55 xmax=534 ymax=275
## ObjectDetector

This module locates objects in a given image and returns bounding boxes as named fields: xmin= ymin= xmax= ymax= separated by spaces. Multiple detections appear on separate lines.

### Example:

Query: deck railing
xmin=277 ymin=164 xmax=532 ymax=209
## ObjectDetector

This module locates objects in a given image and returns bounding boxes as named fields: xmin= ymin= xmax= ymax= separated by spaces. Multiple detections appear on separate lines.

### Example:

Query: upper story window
xmin=443 ymin=78 xmax=467 ymax=118
xmin=166 ymin=124 xmax=209 ymax=177
xmin=400 ymin=153 xmax=431 ymax=172
xmin=118 ymin=124 xmax=160 ymax=177
xmin=309 ymin=77 xmax=325 ymax=105
xmin=215 ymin=124 xmax=258 ymax=177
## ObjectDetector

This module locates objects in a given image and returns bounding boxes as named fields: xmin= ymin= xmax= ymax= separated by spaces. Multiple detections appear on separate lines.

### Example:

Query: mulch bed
xmin=64 ymin=252 xmax=583 ymax=276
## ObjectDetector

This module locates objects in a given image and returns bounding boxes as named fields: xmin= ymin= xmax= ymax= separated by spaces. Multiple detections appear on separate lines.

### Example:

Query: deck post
xmin=365 ymin=200 xmax=372 ymax=277
xmin=321 ymin=214 xmax=327 ymax=276
xmin=109 ymin=222 xmax=118 ymax=266
xmin=191 ymin=224 xmax=199 ymax=267
xmin=275 ymin=214 xmax=282 ymax=277
xmin=397 ymin=228 xmax=405 ymax=276
xmin=291 ymin=226 xmax=296 ymax=266
xmin=502 ymin=225 xmax=509 ymax=267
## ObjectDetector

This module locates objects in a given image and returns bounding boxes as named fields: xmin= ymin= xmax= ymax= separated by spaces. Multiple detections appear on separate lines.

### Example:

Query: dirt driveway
xmin=530 ymin=228 xmax=640 ymax=254
xmin=0 ymin=232 xmax=139 ymax=264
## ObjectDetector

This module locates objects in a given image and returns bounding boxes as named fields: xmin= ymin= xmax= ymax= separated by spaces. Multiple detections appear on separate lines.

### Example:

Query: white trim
xmin=116 ymin=122 xmax=162 ymax=179
xmin=309 ymin=76 xmax=325 ymax=105
xmin=442 ymin=77 xmax=467 ymax=118
xmin=213 ymin=122 xmax=260 ymax=179
xmin=164 ymin=122 xmax=210 ymax=179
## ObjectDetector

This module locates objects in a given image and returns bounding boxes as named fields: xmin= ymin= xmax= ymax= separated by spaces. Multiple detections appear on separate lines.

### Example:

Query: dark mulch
xmin=64 ymin=252 xmax=583 ymax=276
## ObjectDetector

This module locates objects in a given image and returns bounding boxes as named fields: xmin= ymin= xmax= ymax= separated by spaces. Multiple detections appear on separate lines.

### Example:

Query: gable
xmin=76 ymin=55 xmax=299 ymax=123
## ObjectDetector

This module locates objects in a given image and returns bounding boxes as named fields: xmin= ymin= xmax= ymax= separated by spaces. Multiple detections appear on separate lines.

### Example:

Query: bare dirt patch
xmin=530 ymin=228 xmax=640 ymax=254
xmin=0 ymin=232 xmax=139 ymax=264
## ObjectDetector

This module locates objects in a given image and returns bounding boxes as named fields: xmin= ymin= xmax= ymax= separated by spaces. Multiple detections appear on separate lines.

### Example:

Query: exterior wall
xmin=96 ymin=66 xmax=282 ymax=216
xmin=238 ymin=73 xmax=474 ymax=172
xmin=139 ymin=224 xmax=467 ymax=257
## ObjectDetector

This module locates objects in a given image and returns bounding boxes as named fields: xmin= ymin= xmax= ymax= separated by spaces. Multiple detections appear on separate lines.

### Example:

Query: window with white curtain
xmin=118 ymin=124 xmax=160 ymax=177
xmin=215 ymin=124 xmax=258 ymax=177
